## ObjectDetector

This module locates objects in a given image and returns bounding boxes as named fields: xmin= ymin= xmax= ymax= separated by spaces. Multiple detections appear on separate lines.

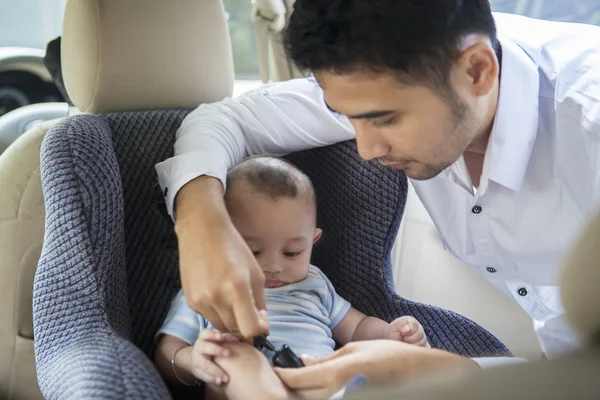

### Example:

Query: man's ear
xmin=455 ymin=41 xmax=499 ymax=97
xmin=313 ymin=228 xmax=323 ymax=244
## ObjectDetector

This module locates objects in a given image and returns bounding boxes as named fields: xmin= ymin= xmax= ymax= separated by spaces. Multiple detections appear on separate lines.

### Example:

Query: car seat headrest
xmin=61 ymin=0 xmax=234 ymax=113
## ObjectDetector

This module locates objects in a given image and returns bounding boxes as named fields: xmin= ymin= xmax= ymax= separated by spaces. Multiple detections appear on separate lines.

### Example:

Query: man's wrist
xmin=174 ymin=176 xmax=228 ymax=238
xmin=406 ymin=347 xmax=479 ymax=377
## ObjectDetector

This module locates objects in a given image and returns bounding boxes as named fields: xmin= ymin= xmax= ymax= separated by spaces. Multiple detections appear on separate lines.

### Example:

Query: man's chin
xmin=402 ymin=163 xmax=451 ymax=181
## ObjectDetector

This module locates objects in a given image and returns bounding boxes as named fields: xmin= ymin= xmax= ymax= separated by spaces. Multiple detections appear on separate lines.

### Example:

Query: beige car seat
xmin=0 ymin=120 xmax=52 ymax=400
xmin=0 ymin=0 xmax=233 ymax=398
xmin=345 ymin=209 xmax=600 ymax=399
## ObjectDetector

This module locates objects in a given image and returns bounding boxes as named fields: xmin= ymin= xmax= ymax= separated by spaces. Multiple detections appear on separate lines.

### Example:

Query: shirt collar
xmin=482 ymin=37 xmax=540 ymax=192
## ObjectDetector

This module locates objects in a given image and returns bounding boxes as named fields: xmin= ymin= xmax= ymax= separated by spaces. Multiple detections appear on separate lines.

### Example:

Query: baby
xmin=154 ymin=156 xmax=429 ymax=399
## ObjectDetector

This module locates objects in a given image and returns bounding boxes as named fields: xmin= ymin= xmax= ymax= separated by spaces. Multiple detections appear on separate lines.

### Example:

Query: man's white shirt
xmin=156 ymin=13 xmax=600 ymax=360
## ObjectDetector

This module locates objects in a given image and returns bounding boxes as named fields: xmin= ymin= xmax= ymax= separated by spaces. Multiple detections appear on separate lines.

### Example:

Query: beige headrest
xmin=561 ymin=209 xmax=600 ymax=341
xmin=62 ymin=0 xmax=234 ymax=114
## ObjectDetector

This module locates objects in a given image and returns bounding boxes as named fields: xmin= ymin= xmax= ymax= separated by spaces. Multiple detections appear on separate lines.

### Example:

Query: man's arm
xmin=156 ymin=78 xmax=354 ymax=339
xmin=156 ymin=77 xmax=355 ymax=217
xmin=276 ymin=340 xmax=478 ymax=398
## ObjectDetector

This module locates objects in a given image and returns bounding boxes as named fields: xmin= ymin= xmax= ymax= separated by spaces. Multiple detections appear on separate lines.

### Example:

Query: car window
xmin=0 ymin=0 xmax=260 ymax=80
xmin=224 ymin=0 xmax=260 ymax=80
xmin=0 ymin=0 xmax=65 ymax=49
xmin=490 ymin=0 xmax=600 ymax=25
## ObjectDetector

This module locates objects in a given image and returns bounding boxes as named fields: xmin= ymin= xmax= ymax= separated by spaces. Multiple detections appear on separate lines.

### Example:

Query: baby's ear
xmin=313 ymin=228 xmax=323 ymax=244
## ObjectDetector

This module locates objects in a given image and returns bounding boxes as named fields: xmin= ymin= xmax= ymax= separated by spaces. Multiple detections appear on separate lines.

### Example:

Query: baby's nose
xmin=262 ymin=263 xmax=283 ymax=274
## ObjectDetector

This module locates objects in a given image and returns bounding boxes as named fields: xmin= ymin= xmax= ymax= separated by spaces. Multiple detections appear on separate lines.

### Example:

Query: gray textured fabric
xmin=34 ymin=115 xmax=171 ymax=399
xmin=285 ymin=145 xmax=510 ymax=355
xmin=34 ymin=110 xmax=510 ymax=399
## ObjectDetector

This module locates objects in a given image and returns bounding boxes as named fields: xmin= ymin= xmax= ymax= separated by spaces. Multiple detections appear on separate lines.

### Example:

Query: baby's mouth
xmin=265 ymin=279 xmax=287 ymax=288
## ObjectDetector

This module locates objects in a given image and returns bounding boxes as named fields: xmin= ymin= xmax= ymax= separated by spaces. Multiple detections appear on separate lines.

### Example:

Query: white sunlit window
xmin=490 ymin=0 xmax=600 ymax=25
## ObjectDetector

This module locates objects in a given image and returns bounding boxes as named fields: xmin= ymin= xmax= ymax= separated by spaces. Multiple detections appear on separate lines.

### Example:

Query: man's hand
xmin=275 ymin=340 xmax=477 ymax=399
xmin=387 ymin=316 xmax=430 ymax=347
xmin=175 ymin=176 xmax=269 ymax=339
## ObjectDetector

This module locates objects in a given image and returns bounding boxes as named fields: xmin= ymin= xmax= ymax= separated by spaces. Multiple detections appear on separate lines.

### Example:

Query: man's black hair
xmin=284 ymin=0 xmax=498 ymax=93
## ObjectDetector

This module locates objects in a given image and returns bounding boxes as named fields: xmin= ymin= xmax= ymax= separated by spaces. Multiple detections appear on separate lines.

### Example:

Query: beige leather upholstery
xmin=0 ymin=120 xmax=55 ymax=400
xmin=1 ymin=1 xmax=234 ymax=398
xmin=561 ymin=210 xmax=600 ymax=341
xmin=345 ymin=210 xmax=600 ymax=400
xmin=62 ymin=0 xmax=234 ymax=113
xmin=345 ymin=347 xmax=600 ymax=399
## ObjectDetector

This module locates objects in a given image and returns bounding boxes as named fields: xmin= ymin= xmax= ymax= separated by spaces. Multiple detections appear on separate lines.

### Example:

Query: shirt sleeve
xmin=155 ymin=77 xmax=355 ymax=218
xmin=314 ymin=267 xmax=352 ymax=329
xmin=156 ymin=289 xmax=207 ymax=345
xmin=472 ymin=357 xmax=529 ymax=368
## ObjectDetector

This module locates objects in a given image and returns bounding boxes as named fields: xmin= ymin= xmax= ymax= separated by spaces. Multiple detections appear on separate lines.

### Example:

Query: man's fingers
xmin=214 ymin=303 xmax=239 ymax=334
xmin=299 ymin=354 xmax=319 ymax=366
xmin=250 ymin=266 xmax=267 ymax=311
xmin=233 ymin=282 xmax=267 ymax=338
xmin=186 ymin=297 xmax=227 ymax=332
xmin=275 ymin=354 xmax=354 ymax=391
xmin=275 ymin=364 xmax=330 ymax=390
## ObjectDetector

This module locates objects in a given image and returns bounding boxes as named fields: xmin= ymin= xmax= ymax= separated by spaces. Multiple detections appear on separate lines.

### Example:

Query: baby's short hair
xmin=226 ymin=156 xmax=315 ymax=202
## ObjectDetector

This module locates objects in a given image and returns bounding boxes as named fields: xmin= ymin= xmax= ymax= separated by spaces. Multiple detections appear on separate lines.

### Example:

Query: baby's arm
xmin=155 ymin=330 xmax=239 ymax=387
xmin=155 ymin=334 xmax=199 ymax=386
xmin=332 ymin=307 xmax=391 ymax=344
xmin=155 ymin=334 xmax=292 ymax=400
xmin=333 ymin=307 xmax=429 ymax=347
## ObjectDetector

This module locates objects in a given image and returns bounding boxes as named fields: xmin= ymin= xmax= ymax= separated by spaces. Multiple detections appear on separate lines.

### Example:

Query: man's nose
xmin=355 ymin=125 xmax=390 ymax=161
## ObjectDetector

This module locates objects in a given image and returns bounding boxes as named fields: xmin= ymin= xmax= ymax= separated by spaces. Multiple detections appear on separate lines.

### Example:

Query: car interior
xmin=0 ymin=0 xmax=599 ymax=399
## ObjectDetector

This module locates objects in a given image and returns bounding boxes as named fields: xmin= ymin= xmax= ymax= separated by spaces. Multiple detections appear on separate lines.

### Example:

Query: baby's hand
xmin=189 ymin=330 xmax=239 ymax=385
xmin=386 ymin=316 xmax=430 ymax=348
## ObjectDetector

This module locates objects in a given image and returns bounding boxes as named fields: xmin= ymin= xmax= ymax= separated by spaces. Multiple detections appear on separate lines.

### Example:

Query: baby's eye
xmin=284 ymin=252 xmax=300 ymax=258
xmin=252 ymin=251 xmax=261 ymax=257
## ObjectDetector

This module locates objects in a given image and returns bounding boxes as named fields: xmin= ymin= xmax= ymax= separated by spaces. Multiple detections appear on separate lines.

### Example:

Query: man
xmin=155 ymin=0 xmax=600 ymax=394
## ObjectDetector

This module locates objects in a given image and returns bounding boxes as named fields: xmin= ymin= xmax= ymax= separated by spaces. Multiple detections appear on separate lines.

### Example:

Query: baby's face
xmin=226 ymin=188 xmax=321 ymax=288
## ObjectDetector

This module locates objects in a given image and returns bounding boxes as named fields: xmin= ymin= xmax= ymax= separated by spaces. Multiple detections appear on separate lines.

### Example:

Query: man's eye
xmin=252 ymin=251 xmax=261 ymax=257
xmin=371 ymin=116 xmax=395 ymax=127
xmin=284 ymin=252 xmax=300 ymax=258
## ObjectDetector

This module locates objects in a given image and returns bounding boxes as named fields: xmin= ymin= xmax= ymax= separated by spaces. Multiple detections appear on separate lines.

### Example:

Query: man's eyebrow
xmin=324 ymin=101 xmax=394 ymax=119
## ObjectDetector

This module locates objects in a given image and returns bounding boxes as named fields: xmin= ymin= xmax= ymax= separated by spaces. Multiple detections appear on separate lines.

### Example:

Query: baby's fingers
xmin=402 ymin=325 xmax=427 ymax=345
xmin=200 ymin=329 xmax=240 ymax=344
xmin=197 ymin=339 xmax=232 ymax=357
xmin=191 ymin=355 xmax=229 ymax=385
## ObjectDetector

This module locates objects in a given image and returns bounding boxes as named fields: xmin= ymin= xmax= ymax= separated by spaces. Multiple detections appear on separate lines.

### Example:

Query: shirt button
xmin=472 ymin=205 xmax=482 ymax=214
xmin=518 ymin=287 xmax=528 ymax=296
xmin=486 ymin=266 xmax=497 ymax=273
xmin=163 ymin=187 xmax=169 ymax=197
